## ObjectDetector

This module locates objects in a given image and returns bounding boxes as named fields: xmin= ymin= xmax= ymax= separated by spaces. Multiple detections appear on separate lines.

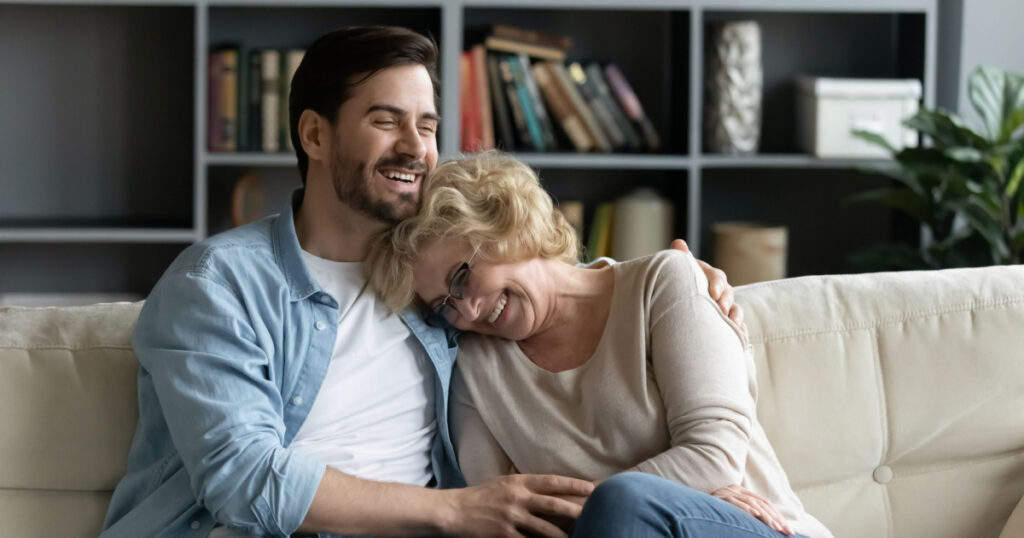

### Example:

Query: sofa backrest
xmin=738 ymin=265 xmax=1024 ymax=538
xmin=0 ymin=302 xmax=142 ymax=537
xmin=1 ymin=266 xmax=1022 ymax=537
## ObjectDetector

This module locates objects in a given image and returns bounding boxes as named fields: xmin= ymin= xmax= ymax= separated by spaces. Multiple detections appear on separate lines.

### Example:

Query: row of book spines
xmin=208 ymin=47 xmax=304 ymax=153
xmin=460 ymin=45 xmax=662 ymax=154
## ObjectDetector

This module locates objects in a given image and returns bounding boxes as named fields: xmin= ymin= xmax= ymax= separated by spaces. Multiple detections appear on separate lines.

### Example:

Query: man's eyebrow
xmin=366 ymin=104 xmax=441 ymax=123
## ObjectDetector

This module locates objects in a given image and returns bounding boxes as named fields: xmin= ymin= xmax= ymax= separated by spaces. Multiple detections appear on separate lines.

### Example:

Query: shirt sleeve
xmin=634 ymin=251 xmax=756 ymax=494
xmin=133 ymin=268 xmax=326 ymax=536
xmin=449 ymin=366 xmax=513 ymax=485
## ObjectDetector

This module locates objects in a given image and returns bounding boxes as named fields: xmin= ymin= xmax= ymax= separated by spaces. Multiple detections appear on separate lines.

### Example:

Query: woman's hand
xmin=669 ymin=239 xmax=745 ymax=330
xmin=711 ymin=484 xmax=794 ymax=536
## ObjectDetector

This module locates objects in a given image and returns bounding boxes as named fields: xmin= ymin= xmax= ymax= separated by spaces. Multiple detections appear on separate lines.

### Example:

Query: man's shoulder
xmin=167 ymin=216 xmax=282 ymax=284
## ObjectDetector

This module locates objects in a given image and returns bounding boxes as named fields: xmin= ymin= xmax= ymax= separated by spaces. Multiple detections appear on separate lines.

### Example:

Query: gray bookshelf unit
xmin=0 ymin=0 xmax=938 ymax=296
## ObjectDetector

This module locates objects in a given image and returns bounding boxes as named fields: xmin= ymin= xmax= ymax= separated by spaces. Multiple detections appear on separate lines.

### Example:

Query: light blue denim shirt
xmin=101 ymin=190 xmax=464 ymax=538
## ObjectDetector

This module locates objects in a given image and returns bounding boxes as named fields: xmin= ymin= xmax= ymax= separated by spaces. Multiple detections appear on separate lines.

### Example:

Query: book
xmin=515 ymin=54 xmax=558 ymax=152
xmin=503 ymin=54 xmax=545 ymax=152
xmin=259 ymin=49 xmax=280 ymax=153
xmin=551 ymin=62 xmax=612 ymax=153
xmin=207 ymin=50 xmax=222 ymax=151
xmin=208 ymin=46 xmax=239 ymax=152
xmin=485 ymin=36 xmax=566 ymax=62
xmin=236 ymin=47 xmax=249 ymax=151
xmin=586 ymin=62 xmax=643 ymax=151
xmin=487 ymin=53 xmax=516 ymax=150
xmin=459 ymin=51 xmax=482 ymax=151
xmin=471 ymin=45 xmax=495 ymax=150
xmin=491 ymin=24 xmax=573 ymax=51
xmin=604 ymin=63 xmax=661 ymax=151
xmin=568 ymin=62 xmax=627 ymax=150
xmin=531 ymin=62 xmax=592 ymax=152
xmin=281 ymin=50 xmax=304 ymax=152
xmin=248 ymin=50 xmax=263 ymax=154
xmin=586 ymin=202 xmax=615 ymax=261
xmin=497 ymin=56 xmax=533 ymax=150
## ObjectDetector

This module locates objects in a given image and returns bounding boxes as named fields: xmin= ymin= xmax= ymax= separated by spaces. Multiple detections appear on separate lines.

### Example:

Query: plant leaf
xmin=847 ymin=188 xmax=930 ymax=222
xmin=904 ymin=109 xmax=990 ymax=149
xmin=944 ymin=147 xmax=984 ymax=162
xmin=1007 ymin=158 xmax=1024 ymax=199
xmin=967 ymin=65 xmax=1024 ymax=144
xmin=854 ymin=165 xmax=927 ymax=197
xmin=966 ymin=190 xmax=1001 ymax=221
xmin=961 ymin=204 xmax=1010 ymax=262
xmin=852 ymin=129 xmax=896 ymax=153
xmin=1013 ymin=225 xmax=1024 ymax=250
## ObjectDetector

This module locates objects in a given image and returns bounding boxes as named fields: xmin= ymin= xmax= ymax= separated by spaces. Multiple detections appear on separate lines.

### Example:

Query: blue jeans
xmin=571 ymin=472 xmax=808 ymax=538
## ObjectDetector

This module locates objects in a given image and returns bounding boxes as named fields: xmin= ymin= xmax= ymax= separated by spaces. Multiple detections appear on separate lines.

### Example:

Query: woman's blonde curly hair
xmin=366 ymin=151 xmax=580 ymax=312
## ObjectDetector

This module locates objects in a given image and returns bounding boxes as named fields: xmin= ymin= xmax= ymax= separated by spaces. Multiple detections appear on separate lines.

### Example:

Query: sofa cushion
xmin=0 ymin=301 xmax=142 ymax=536
xmin=738 ymin=266 xmax=1024 ymax=538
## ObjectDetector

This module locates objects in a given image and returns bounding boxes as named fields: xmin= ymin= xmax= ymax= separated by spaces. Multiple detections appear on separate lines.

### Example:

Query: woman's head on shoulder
xmin=367 ymin=151 xmax=581 ymax=336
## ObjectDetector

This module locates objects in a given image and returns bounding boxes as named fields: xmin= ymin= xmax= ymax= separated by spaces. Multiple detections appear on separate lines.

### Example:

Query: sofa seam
xmin=893 ymin=449 xmax=1024 ymax=478
xmin=871 ymin=326 xmax=895 ymax=538
xmin=749 ymin=296 xmax=1024 ymax=344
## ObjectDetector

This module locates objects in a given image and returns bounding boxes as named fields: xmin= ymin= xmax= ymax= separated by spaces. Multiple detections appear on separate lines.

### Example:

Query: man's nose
xmin=395 ymin=122 xmax=427 ymax=160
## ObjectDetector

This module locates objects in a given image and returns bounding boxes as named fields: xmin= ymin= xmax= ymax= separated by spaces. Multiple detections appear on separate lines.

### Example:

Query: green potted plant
xmin=848 ymin=66 xmax=1024 ymax=270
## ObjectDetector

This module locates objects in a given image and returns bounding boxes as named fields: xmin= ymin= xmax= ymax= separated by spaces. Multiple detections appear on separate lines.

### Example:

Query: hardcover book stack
xmin=208 ymin=45 xmax=305 ymax=153
xmin=460 ymin=25 xmax=662 ymax=154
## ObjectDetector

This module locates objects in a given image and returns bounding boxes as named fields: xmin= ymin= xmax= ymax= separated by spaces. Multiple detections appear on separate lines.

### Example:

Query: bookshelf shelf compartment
xmin=463 ymin=7 xmax=690 ymax=156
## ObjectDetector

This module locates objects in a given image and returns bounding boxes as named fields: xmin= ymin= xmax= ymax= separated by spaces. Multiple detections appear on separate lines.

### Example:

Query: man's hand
xmin=670 ymin=239 xmax=744 ymax=329
xmin=712 ymin=484 xmax=794 ymax=535
xmin=440 ymin=474 xmax=595 ymax=538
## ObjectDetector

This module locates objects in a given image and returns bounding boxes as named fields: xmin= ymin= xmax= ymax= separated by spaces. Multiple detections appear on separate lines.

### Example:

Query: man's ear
xmin=298 ymin=109 xmax=329 ymax=163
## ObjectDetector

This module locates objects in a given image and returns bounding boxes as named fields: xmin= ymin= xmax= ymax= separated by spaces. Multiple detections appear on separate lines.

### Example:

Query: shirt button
xmin=190 ymin=520 xmax=200 ymax=530
xmin=314 ymin=321 xmax=326 ymax=331
xmin=293 ymin=396 xmax=303 ymax=406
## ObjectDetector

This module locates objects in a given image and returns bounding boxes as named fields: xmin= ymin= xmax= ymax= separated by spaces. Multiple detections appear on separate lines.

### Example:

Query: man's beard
xmin=329 ymin=150 xmax=425 ymax=225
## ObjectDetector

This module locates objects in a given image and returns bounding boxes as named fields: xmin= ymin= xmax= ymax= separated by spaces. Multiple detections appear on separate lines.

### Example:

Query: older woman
xmin=368 ymin=152 xmax=832 ymax=538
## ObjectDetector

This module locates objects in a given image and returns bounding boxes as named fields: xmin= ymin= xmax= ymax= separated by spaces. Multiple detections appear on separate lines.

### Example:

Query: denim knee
xmin=587 ymin=472 xmax=670 ymax=511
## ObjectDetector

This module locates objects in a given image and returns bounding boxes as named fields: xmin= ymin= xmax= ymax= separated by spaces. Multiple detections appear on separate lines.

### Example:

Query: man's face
xmin=327 ymin=64 xmax=439 ymax=225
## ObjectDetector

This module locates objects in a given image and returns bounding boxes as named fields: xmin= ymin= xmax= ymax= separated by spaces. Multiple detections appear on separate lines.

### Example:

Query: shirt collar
xmin=273 ymin=188 xmax=322 ymax=302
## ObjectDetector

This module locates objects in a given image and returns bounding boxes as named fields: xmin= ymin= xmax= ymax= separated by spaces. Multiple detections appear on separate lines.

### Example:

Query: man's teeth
xmin=488 ymin=293 xmax=507 ymax=324
xmin=382 ymin=171 xmax=416 ymax=182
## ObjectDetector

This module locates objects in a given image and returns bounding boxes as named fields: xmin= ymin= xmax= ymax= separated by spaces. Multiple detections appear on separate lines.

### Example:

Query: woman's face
xmin=411 ymin=238 xmax=554 ymax=341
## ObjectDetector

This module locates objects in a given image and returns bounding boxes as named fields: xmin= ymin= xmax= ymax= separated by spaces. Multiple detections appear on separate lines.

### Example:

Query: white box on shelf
xmin=796 ymin=76 xmax=921 ymax=158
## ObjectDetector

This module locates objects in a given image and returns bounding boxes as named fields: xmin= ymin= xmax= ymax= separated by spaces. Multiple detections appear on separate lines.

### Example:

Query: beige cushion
xmin=738 ymin=266 xmax=1024 ymax=538
xmin=0 ymin=302 xmax=142 ymax=537
xmin=1003 ymin=494 xmax=1024 ymax=538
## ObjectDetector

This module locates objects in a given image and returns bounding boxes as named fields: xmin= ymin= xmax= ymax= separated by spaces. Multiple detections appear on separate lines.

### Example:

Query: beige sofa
xmin=1 ymin=265 xmax=1023 ymax=537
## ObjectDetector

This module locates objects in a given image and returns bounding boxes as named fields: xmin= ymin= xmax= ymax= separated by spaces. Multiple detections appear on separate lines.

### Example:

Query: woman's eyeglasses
xmin=425 ymin=249 xmax=478 ymax=329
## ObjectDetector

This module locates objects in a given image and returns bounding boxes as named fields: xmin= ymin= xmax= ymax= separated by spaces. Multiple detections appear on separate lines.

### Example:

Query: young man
xmin=101 ymin=26 xmax=742 ymax=538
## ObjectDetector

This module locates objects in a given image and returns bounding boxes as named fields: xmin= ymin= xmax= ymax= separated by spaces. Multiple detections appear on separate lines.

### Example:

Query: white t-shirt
xmin=288 ymin=250 xmax=436 ymax=485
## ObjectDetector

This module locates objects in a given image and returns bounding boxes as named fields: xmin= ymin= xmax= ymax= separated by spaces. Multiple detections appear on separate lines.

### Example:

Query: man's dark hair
xmin=288 ymin=26 xmax=439 ymax=184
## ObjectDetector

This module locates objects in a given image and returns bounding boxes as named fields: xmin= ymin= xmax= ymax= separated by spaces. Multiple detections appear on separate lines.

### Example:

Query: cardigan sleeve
xmin=634 ymin=251 xmax=756 ymax=493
